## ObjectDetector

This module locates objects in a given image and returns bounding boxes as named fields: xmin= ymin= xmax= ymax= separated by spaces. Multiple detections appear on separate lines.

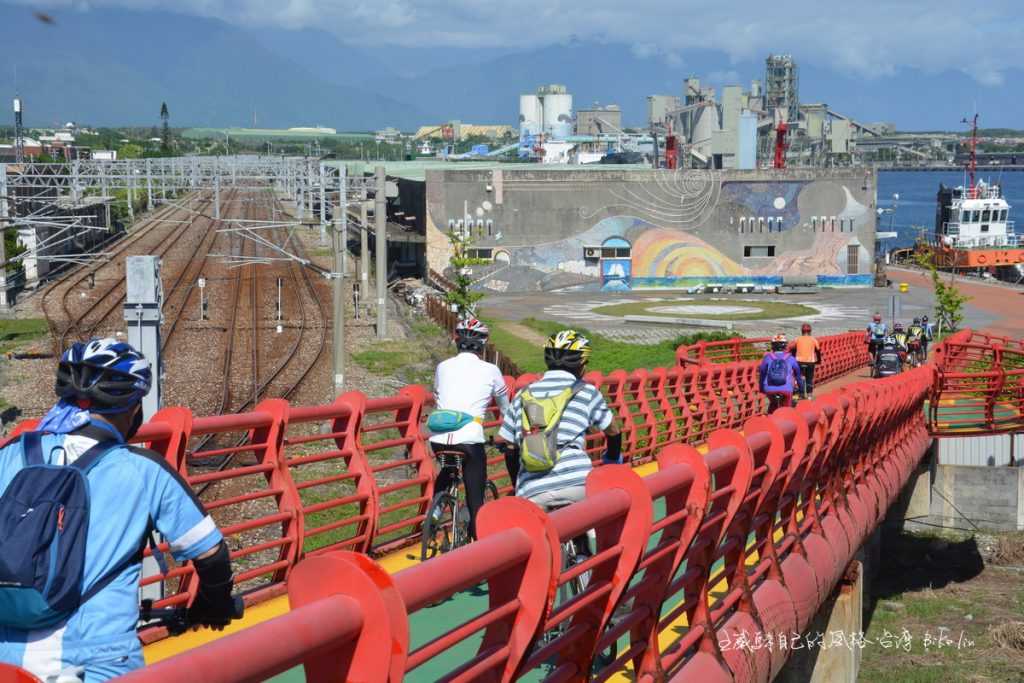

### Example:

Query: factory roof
xmin=182 ymin=128 xmax=377 ymax=141
xmin=332 ymin=159 xmax=651 ymax=181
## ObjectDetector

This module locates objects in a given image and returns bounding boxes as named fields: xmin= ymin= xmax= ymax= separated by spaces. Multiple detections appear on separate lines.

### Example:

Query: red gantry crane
xmin=773 ymin=121 xmax=788 ymax=169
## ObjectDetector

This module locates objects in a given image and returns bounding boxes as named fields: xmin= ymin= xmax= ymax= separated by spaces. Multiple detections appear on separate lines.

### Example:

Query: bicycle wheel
xmin=562 ymin=542 xmax=618 ymax=673
xmin=421 ymin=493 xmax=457 ymax=561
xmin=484 ymin=479 xmax=499 ymax=503
xmin=452 ymin=498 xmax=471 ymax=551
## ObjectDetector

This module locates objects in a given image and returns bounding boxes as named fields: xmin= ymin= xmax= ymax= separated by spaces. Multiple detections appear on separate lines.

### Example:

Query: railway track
xmin=191 ymin=188 xmax=328 ymax=491
xmin=42 ymin=193 xmax=219 ymax=351
xmin=39 ymin=199 xmax=183 ymax=348
xmin=159 ymin=190 xmax=239 ymax=351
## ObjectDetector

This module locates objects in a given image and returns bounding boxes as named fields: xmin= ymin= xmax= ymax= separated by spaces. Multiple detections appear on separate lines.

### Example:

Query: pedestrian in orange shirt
xmin=792 ymin=323 xmax=820 ymax=399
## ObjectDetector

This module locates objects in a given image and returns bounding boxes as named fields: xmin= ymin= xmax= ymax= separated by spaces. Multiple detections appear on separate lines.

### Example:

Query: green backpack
xmin=519 ymin=381 xmax=586 ymax=473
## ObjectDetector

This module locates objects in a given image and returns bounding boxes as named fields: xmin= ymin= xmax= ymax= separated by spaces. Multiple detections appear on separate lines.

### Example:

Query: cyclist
xmin=758 ymin=334 xmax=805 ymax=413
xmin=495 ymin=330 xmax=622 ymax=510
xmin=907 ymin=318 xmax=925 ymax=366
xmin=0 ymin=338 xmax=237 ymax=682
xmin=874 ymin=335 xmax=904 ymax=377
xmin=892 ymin=322 xmax=908 ymax=349
xmin=865 ymin=313 xmax=888 ymax=361
xmin=792 ymin=323 xmax=821 ymax=399
xmin=430 ymin=318 xmax=509 ymax=541
xmin=921 ymin=315 xmax=935 ymax=358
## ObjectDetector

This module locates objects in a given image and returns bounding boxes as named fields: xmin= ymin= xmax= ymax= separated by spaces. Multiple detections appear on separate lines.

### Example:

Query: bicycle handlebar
xmin=140 ymin=596 xmax=245 ymax=636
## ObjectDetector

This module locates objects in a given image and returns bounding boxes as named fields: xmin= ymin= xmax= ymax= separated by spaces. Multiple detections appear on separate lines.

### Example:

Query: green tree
xmin=117 ymin=143 xmax=143 ymax=159
xmin=914 ymin=250 xmax=970 ymax=335
xmin=444 ymin=229 xmax=488 ymax=317
xmin=160 ymin=102 xmax=170 ymax=153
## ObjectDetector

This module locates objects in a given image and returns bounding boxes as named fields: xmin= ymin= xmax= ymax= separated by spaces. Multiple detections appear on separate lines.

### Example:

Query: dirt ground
xmin=860 ymin=528 xmax=1024 ymax=682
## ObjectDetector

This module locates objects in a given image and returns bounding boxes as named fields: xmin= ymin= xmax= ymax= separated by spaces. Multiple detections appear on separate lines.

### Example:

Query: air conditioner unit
xmin=584 ymin=247 xmax=601 ymax=259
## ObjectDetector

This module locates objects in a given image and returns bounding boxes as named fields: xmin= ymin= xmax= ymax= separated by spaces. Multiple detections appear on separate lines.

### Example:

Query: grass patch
xmin=352 ymin=317 xmax=448 ymax=385
xmin=483 ymin=316 xmax=739 ymax=375
xmin=590 ymin=299 xmax=818 ymax=321
xmin=860 ymin=530 xmax=1024 ymax=683
xmin=0 ymin=318 xmax=48 ymax=353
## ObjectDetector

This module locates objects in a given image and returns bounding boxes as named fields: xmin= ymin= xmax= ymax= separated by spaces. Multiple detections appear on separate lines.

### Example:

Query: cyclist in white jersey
xmin=430 ymin=318 xmax=509 ymax=540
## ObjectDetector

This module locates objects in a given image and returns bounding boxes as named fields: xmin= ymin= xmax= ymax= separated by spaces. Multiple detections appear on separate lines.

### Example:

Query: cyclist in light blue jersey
xmin=0 ymin=339 xmax=237 ymax=682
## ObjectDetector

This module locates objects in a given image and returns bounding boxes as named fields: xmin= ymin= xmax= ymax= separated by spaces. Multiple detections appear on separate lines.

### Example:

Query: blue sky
xmin=22 ymin=0 xmax=1020 ymax=87
xmin=4 ymin=1 xmax=1022 ymax=129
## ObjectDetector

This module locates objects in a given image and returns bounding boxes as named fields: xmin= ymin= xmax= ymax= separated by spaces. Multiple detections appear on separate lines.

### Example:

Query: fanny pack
xmin=426 ymin=410 xmax=482 ymax=434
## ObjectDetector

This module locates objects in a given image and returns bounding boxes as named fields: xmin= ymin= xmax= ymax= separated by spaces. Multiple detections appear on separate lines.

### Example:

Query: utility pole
xmin=375 ymin=166 xmax=387 ymax=339
xmin=0 ymin=164 xmax=9 ymax=308
xmin=276 ymin=277 xmax=283 ymax=324
xmin=127 ymin=164 xmax=135 ymax=224
xmin=319 ymin=162 xmax=327 ymax=245
xmin=146 ymin=158 xmax=154 ymax=209
xmin=360 ymin=200 xmax=369 ymax=294
xmin=332 ymin=164 xmax=348 ymax=396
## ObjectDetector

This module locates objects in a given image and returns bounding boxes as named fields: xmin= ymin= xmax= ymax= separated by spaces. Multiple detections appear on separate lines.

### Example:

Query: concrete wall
xmin=647 ymin=95 xmax=681 ymax=126
xmin=929 ymin=463 xmax=1024 ymax=531
xmin=424 ymin=167 xmax=877 ymax=292
xmin=831 ymin=120 xmax=852 ymax=154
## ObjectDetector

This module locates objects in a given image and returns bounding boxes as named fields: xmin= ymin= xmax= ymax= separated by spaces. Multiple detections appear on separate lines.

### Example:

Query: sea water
xmin=878 ymin=170 xmax=1024 ymax=249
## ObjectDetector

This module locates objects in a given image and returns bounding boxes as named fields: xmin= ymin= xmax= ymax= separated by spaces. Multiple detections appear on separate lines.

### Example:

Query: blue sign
xmin=601 ymin=257 xmax=632 ymax=291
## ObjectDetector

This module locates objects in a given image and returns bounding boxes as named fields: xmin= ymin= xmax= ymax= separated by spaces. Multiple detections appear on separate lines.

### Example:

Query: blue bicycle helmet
xmin=55 ymin=338 xmax=151 ymax=413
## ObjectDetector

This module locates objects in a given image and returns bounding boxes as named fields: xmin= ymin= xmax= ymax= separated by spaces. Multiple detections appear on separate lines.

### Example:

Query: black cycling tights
xmin=432 ymin=442 xmax=487 ymax=540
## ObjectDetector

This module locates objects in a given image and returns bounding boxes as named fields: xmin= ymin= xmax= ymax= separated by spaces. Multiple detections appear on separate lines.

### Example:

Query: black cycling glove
xmin=602 ymin=432 xmax=623 ymax=465
xmin=187 ymin=542 xmax=236 ymax=631
xmin=497 ymin=441 xmax=520 ymax=486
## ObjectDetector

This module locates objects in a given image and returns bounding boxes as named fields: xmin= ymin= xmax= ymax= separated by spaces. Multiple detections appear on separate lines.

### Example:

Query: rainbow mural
xmin=425 ymin=169 xmax=876 ymax=292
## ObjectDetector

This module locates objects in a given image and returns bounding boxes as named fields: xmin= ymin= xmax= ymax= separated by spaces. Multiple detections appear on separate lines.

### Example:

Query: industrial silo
xmin=690 ymin=104 xmax=720 ymax=160
xmin=542 ymin=92 xmax=573 ymax=140
xmin=519 ymin=95 xmax=543 ymax=137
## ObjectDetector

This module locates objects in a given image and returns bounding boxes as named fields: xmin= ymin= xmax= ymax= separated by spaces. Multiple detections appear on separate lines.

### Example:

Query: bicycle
xmin=907 ymin=339 xmax=925 ymax=367
xmin=536 ymin=507 xmax=618 ymax=672
xmin=420 ymin=449 xmax=499 ymax=560
xmin=764 ymin=392 xmax=795 ymax=414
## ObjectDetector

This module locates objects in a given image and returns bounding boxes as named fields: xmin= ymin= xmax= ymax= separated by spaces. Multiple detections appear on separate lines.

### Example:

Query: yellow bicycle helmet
xmin=544 ymin=329 xmax=592 ymax=370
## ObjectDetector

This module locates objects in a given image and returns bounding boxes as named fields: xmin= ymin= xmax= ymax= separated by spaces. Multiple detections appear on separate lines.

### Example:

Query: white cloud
xmin=16 ymin=0 xmax=1023 ymax=86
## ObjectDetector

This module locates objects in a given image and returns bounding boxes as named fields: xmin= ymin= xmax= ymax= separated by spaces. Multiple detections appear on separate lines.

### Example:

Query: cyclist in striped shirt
xmin=496 ymin=330 xmax=622 ymax=509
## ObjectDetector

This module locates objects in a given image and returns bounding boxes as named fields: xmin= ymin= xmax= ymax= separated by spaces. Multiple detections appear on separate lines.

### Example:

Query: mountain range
xmin=1 ymin=3 xmax=1021 ymax=132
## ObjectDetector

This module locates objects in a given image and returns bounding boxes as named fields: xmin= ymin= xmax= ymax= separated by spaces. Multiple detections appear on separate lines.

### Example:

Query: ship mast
xmin=962 ymin=113 xmax=978 ymax=196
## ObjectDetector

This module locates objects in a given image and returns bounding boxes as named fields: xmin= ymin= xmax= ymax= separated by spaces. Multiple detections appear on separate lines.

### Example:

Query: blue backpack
xmin=766 ymin=354 xmax=789 ymax=387
xmin=0 ymin=432 xmax=143 ymax=629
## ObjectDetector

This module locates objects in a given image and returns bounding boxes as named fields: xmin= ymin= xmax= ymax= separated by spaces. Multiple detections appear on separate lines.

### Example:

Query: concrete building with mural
xmin=424 ymin=167 xmax=877 ymax=292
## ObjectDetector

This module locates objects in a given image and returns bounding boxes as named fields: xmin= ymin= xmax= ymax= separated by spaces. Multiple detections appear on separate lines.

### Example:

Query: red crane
xmin=665 ymin=121 xmax=678 ymax=170
xmin=773 ymin=121 xmax=788 ymax=169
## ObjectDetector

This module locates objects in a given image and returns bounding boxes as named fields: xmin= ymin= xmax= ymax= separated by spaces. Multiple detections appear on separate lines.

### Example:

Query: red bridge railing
xmin=119 ymin=364 xmax=934 ymax=683
xmin=3 ymin=329 xmax=879 ymax=679
xmin=676 ymin=331 xmax=870 ymax=385
xmin=930 ymin=330 xmax=1024 ymax=435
